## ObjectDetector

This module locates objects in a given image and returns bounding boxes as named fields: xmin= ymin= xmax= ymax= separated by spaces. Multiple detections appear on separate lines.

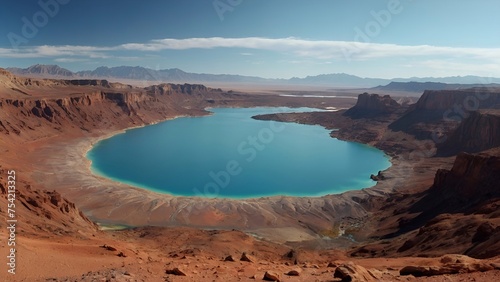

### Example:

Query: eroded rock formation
xmin=344 ymin=93 xmax=401 ymax=118
xmin=351 ymin=152 xmax=500 ymax=259
xmin=389 ymin=88 xmax=500 ymax=140
xmin=437 ymin=111 xmax=500 ymax=156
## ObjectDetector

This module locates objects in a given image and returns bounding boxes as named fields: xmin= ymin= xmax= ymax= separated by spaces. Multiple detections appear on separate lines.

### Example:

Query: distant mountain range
xmin=6 ymin=64 xmax=500 ymax=89
xmin=372 ymin=81 xmax=500 ymax=92
xmin=7 ymin=64 xmax=75 ymax=77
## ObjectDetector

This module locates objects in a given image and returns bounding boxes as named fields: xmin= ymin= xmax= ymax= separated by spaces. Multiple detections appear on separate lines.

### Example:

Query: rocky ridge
xmin=437 ymin=110 xmax=500 ymax=156
xmin=389 ymin=88 xmax=500 ymax=140
xmin=0 ymin=69 xmax=229 ymax=141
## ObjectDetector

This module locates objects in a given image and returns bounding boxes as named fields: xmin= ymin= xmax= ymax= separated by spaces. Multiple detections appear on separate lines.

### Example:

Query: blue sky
xmin=1 ymin=0 xmax=500 ymax=79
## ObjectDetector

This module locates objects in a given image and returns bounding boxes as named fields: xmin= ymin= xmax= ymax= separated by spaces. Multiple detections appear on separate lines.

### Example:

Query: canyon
xmin=0 ymin=68 xmax=499 ymax=281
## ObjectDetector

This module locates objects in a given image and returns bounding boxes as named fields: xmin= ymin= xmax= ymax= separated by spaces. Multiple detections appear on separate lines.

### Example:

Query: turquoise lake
xmin=87 ymin=107 xmax=391 ymax=198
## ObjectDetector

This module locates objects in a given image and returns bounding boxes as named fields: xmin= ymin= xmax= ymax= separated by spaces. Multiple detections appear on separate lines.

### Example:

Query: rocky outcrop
xmin=0 ymin=167 xmax=98 ymax=237
xmin=68 ymin=79 xmax=111 ymax=87
xmin=437 ymin=111 xmax=500 ymax=156
xmin=19 ymin=187 xmax=97 ymax=227
xmin=145 ymin=83 xmax=222 ymax=96
xmin=344 ymin=93 xmax=400 ymax=118
xmin=430 ymin=152 xmax=500 ymax=201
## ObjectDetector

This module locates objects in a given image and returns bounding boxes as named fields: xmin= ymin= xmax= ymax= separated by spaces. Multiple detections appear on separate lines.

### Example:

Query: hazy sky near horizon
xmin=1 ymin=0 xmax=500 ymax=79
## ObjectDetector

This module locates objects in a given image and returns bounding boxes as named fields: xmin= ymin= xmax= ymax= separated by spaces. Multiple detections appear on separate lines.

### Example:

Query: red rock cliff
xmin=390 ymin=88 xmax=500 ymax=140
xmin=430 ymin=152 xmax=500 ymax=200
xmin=437 ymin=111 xmax=500 ymax=156
xmin=344 ymin=93 xmax=401 ymax=118
xmin=0 ymin=70 xmax=226 ymax=142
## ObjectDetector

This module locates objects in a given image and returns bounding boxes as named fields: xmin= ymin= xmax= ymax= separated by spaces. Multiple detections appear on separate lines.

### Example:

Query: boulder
xmin=333 ymin=262 xmax=379 ymax=282
xmin=263 ymin=270 xmax=280 ymax=281
xmin=240 ymin=252 xmax=255 ymax=262
xmin=286 ymin=269 xmax=301 ymax=276
xmin=100 ymin=245 xmax=117 ymax=252
xmin=165 ymin=267 xmax=186 ymax=276
xmin=327 ymin=262 xmax=338 ymax=268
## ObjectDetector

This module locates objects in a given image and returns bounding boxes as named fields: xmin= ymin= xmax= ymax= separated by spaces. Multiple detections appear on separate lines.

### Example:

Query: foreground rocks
xmin=165 ymin=267 xmax=187 ymax=276
xmin=333 ymin=262 xmax=381 ymax=282
xmin=400 ymin=255 xmax=499 ymax=277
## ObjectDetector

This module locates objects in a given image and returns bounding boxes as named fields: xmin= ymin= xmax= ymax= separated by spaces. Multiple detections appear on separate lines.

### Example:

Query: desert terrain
xmin=0 ymin=68 xmax=499 ymax=281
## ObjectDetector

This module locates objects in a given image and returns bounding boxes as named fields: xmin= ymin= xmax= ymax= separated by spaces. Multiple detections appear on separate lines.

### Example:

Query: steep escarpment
xmin=0 ymin=67 xmax=137 ymax=99
xmin=351 ymin=152 xmax=500 ymax=259
xmin=0 ymin=78 xmax=226 ymax=142
xmin=396 ymin=152 xmax=500 ymax=258
xmin=437 ymin=110 xmax=500 ymax=156
xmin=423 ymin=152 xmax=499 ymax=213
xmin=389 ymin=88 xmax=500 ymax=140
xmin=343 ymin=93 xmax=401 ymax=118
xmin=414 ymin=88 xmax=500 ymax=111
xmin=430 ymin=153 xmax=500 ymax=202
xmin=0 ymin=91 xmax=162 ymax=138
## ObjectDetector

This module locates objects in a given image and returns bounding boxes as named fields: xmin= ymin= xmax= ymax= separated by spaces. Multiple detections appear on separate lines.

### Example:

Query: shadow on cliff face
xmin=436 ymin=111 xmax=500 ymax=156
xmin=396 ymin=153 xmax=500 ymax=234
xmin=352 ymin=152 xmax=500 ymax=259
xmin=343 ymin=92 xmax=402 ymax=119
xmin=389 ymin=88 xmax=500 ymax=140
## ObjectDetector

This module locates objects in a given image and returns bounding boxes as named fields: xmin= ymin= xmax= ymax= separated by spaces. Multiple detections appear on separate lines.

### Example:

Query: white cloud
xmin=118 ymin=37 xmax=500 ymax=62
xmin=2 ymin=37 xmax=500 ymax=65
xmin=0 ymin=45 xmax=110 ymax=59
xmin=54 ymin=58 xmax=89 ymax=63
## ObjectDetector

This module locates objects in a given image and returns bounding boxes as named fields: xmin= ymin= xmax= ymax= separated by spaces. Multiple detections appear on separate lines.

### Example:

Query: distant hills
xmin=6 ymin=64 xmax=500 ymax=89
xmin=372 ymin=81 xmax=500 ymax=92
xmin=6 ymin=64 xmax=272 ymax=84
xmin=7 ymin=64 xmax=74 ymax=77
